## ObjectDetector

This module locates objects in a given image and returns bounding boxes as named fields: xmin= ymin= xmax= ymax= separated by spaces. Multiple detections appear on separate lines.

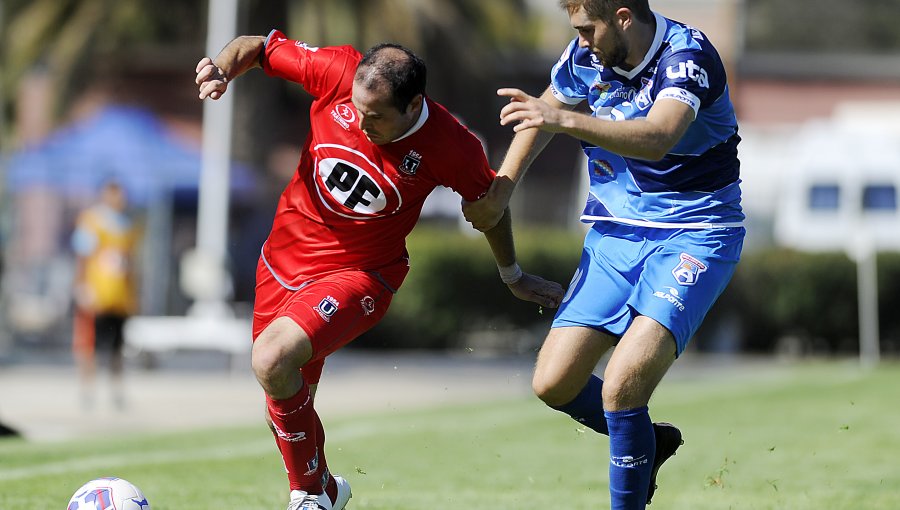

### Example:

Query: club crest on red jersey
xmin=313 ymin=143 xmax=403 ymax=219
xmin=399 ymin=150 xmax=422 ymax=175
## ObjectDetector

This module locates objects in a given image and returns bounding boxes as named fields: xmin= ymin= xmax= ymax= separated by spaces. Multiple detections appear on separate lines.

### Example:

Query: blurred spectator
xmin=70 ymin=181 xmax=140 ymax=410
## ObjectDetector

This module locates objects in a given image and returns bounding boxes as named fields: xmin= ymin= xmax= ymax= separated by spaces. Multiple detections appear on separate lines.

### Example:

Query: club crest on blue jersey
xmin=399 ymin=150 xmax=422 ymax=175
xmin=672 ymin=253 xmax=707 ymax=286
xmin=634 ymin=78 xmax=654 ymax=110
xmin=314 ymin=296 xmax=340 ymax=322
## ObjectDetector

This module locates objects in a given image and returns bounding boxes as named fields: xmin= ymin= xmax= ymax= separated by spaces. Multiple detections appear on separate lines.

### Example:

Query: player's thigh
xmin=630 ymin=227 xmax=744 ymax=355
xmin=533 ymin=326 xmax=616 ymax=405
xmin=602 ymin=315 xmax=676 ymax=411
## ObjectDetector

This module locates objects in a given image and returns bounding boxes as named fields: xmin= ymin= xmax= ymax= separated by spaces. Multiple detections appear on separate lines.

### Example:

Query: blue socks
xmin=549 ymin=375 xmax=608 ymax=435
xmin=549 ymin=380 xmax=656 ymax=508
xmin=605 ymin=406 xmax=655 ymax=510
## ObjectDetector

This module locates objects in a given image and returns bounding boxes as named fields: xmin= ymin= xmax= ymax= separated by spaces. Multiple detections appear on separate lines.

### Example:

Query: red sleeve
xmin=260 ymin=29 xmax=360 ymax=99
xmin=440 ymin=124 xmax=496 ymax=202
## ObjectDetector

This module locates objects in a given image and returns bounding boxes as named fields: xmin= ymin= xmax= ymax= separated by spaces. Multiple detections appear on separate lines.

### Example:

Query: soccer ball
xmin=67 ymin=477 xmax=150 ymax=509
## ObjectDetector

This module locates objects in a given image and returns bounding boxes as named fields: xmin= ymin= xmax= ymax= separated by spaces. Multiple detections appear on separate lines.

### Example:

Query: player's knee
xmin=600 ymin=374 xmax=646 ymax=411
xmin=250 ymin=342 xmax=283 ymax=389
xmin=252 ymin=320 xmax=312 ymax=386
xmin=532 ymin=371 xmax=575 ymax=407
xmin=251 ymin=339 xmax=309 ymax=393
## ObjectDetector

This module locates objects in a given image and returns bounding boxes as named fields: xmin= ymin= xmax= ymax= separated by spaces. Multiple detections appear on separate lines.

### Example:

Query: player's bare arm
xmin=480 ymin=207 xmax=564 ymax=309
xmin=462 ymin=87 xmax=571 ymax=232
xmin=500 ymin=88 xmax=695 ymax=161
xmin=195 ymin=35 xmax=266 ymax=100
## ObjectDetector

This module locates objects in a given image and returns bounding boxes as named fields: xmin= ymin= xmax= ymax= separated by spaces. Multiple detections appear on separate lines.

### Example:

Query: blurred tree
xmin=284 ymin=0 xmax=551 ymax=147
xmin=0 ymin=0 xmax=551 ymax=148
xmin=0 ymin=0 xmax=205 ymax=145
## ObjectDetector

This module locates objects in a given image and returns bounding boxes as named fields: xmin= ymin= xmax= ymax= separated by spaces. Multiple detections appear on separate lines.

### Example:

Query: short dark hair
xmin=558 ymin=0 xmax=654 ymax=24
xmin=355 ymin=43 xmax=427 ymax=112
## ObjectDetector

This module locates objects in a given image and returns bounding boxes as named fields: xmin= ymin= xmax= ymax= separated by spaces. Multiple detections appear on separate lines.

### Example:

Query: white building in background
xmin=771 ymin=101 xmax=900 ymax=252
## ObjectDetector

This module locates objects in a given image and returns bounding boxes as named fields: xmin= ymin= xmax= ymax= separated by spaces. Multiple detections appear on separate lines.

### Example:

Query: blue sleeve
xmin=655 ymin=47 xmax=726 ymax=116
xmin=549 ymin=38 xmax=588 ymax=105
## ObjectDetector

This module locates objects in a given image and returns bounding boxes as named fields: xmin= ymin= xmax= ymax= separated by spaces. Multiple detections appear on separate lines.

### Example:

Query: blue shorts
xmin=552 ymin=222 xmax=745 ymax=356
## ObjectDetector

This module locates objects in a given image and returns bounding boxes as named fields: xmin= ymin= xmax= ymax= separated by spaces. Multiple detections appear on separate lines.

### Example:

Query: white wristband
xmin=498 ymin=263 xmax=523 ymax=284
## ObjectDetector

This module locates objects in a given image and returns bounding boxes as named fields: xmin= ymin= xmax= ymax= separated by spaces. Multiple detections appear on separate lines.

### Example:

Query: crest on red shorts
xmin=313 ymin=296 xmax=339 ymax=322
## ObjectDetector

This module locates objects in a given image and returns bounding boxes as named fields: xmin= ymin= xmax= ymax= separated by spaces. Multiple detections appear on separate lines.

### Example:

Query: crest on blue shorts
xmin=672 ymin=253 xmax=707 ymax=286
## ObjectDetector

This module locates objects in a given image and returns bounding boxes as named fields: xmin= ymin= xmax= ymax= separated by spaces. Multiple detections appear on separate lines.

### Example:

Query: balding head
xmin=354 ymin=43 xmax=426 ymax=112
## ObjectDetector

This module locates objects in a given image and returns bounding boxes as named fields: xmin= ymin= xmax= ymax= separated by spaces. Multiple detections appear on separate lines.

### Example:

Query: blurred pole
xmin=856 ymin=239 xmax=881 ymax=367
xmin=140 ymin=188 xmax=173 ymax=315
xmin=192 ymin=0 xmax=238 ymax=314
xmin=853 ymin=236 xmax=880 ymax=368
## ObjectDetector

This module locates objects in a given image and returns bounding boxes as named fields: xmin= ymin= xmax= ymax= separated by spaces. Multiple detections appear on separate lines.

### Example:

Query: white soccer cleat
xmin=286 ymin=476 xmax=352 ymax=510
xmin=332 ymin=475 xmax=352 ymax=510
xmin=287 ymin=490 xmax=328 ymax=510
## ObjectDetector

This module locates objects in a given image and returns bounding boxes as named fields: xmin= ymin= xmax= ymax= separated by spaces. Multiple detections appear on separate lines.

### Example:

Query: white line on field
xmin=0 ymin=402 xmax=542 ymax=482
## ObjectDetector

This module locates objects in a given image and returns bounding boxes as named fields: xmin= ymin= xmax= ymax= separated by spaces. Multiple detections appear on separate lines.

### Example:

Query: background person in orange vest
xmin=71 ymin=180 xmax=140 ymax=410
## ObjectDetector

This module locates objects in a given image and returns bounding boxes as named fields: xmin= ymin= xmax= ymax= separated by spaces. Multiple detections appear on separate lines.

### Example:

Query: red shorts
xmin=252 ymin=257 xmax=407 ymax=384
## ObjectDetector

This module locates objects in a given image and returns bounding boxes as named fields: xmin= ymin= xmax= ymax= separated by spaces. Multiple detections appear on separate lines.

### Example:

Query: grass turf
xmin=1 ymin=360 xmax=898 ymax=509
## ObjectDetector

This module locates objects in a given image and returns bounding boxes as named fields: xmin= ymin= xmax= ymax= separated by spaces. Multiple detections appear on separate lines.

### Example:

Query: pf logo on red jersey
xmin=313 ymin=143 xmax=402 ymax=219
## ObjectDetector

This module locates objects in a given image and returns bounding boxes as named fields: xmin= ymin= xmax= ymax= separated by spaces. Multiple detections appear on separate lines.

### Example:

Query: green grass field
xmin=2 ymin=361 xmax=899 ymax=509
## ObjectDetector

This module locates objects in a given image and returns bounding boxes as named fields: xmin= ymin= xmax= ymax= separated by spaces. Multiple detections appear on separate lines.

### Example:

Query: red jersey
xmin=260 ymin=31 xmax=494 ymax=290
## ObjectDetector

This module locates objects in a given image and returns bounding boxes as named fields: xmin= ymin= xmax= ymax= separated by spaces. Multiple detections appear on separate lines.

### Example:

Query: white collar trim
xmin=612 ymin=12 xmax=666 ymax=80
xmin=391 ymin=99 xmax=429 ymax=143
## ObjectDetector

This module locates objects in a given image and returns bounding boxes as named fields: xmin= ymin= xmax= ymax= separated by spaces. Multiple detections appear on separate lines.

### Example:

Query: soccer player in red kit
xmin=196 ymin=30 xmax=564 ymax=510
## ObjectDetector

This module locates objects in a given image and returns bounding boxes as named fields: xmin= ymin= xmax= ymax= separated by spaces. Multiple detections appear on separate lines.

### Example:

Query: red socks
xmin=315 ymin=413 xmax=338 ymax=503
xmin=267 ymin=384 xmax=338 ymax=501
xmin=267 ymin=383 xmax=325 ymax=493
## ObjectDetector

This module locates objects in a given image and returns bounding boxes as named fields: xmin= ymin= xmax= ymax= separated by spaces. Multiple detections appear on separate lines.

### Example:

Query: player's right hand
xmin=462 ymin=177 xmax=514 ymax=232
xmin=195 ymin=57 xmax=229 ymax=100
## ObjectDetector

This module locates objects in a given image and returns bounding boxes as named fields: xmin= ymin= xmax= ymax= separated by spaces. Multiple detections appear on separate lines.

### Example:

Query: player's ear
xmin=406 ymin=94 xmax=424 ymax=115
xmin=615 ymin=7 xmax=631 ymax=30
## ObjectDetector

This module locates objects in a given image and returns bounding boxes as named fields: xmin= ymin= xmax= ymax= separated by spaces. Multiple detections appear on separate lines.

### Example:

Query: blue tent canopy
xmin=4 ymin=105 xmax=256 ymax=205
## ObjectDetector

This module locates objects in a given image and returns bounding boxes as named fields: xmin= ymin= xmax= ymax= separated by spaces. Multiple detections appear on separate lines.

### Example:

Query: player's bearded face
xmin=351 ymin=82 xmax=420 ymax=145
xmin=571 ymin=8 xmax=629 ymax=68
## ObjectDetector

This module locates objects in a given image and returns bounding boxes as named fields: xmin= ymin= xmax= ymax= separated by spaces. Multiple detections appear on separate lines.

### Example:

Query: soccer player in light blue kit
xmin=464 ymin=1 xmax=744 ymax=508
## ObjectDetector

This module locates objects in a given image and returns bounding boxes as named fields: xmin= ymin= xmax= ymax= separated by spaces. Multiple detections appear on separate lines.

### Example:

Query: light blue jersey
xmin=550 ymin=12 xmax=744 ymax=228
xmin=549 ymin=13 xmax=746 ymax=350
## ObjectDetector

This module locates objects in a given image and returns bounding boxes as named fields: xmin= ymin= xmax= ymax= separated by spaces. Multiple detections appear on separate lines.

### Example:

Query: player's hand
xmin=462 ymin=177 xmax=513 ymax=232
xmin=507 ymin=272 xmax=564 ymax=309
xmin=195 ymin=57 xmax=229 ymax=100
xmin=498 ymin=88 xmax=566 ymax=133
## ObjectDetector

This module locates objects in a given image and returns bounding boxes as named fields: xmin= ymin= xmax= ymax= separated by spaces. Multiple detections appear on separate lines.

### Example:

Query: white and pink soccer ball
xmin=67 ymin=477 xmax=150 ymax=510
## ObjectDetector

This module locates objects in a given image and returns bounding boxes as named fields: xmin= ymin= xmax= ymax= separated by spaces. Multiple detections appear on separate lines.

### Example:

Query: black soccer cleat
xmin=647 ymin=422 xmax=683 ymax=505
